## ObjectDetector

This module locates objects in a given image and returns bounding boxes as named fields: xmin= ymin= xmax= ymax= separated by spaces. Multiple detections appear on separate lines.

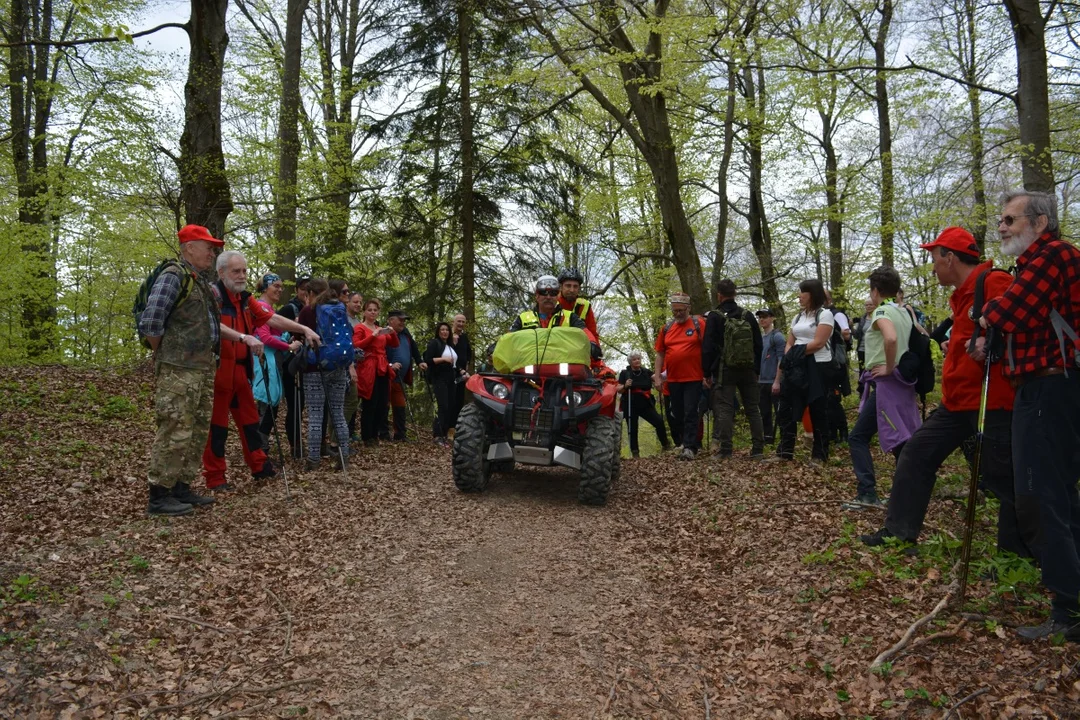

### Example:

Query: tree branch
xmin=0 ymin=22 xmax=189 ymax=48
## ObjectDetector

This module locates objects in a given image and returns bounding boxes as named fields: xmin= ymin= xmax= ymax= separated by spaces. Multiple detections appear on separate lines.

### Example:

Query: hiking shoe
xmin=859 ymin=527 xmax=895 ymax=547
xmin=148 ymin=485 xmax=194 ymax=516
xmin=304 ymin=459 xmax=321 ymax=472
xmin=1017 ymin=617 xmax=1080 ymax=643
xmin=679 ymin=447 xmax=696 ymax=461
xmin=333 ymin=452 xmax=349 ymax=471
xmin=252 ymin=460 xmax=277 ymax=480
xmin=750 ymin=446 xmax=764 ymax=460
xmin=843 ymin=494 xmax=884 ymax=510
xmin=209 ymin=483 xmax=235 ymax=493
xmin=172 ymin=482 xmax=215 ymax=507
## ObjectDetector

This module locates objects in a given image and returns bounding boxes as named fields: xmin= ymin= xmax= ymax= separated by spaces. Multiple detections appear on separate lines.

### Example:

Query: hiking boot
xmin=843 ymin=494 xmax=884 ymax=510
xmin=333 ymin=452 xmax=349 ymax=471
xmin=304 ymin=458 xmax=321 ymax=472
xmin=252 ymin=460 xmax=277 ymax=480
xmin=148 ymin=485 xmax=194 ymax=516
xmin=660 ymin=442 xmax=673 ymax=452
xmin=1016 ymin=617 xmax=1080 ymax=643
xmin=750 ymin=446 xmax=764 ymax=460
xmin=860 ymin=527 xmax=895 ymax=547
xmin=679 ymin=447 xmax=696 ymax=461
xmin=631 ymin=451 xmax=640 ymax=458
xmin=209 ymin=483 xmax=235 ymax=493
xmin=172 ymin=481 xmax=215 ymax=507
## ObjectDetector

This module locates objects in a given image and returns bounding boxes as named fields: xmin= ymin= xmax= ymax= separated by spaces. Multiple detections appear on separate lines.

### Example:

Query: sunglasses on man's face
xmin=998 ymin=214 xmax=1031 ymax=227
xmin=537 ymin=289 xmax=559 ymax=297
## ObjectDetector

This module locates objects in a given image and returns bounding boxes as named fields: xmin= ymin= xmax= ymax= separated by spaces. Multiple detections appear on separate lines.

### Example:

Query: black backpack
xmin=897 ymin=306 xmax=935 ymax=396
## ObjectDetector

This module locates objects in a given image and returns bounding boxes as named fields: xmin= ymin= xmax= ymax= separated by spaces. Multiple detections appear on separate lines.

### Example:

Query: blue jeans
xmin=848 ymin=388 xmax=881 ymax=498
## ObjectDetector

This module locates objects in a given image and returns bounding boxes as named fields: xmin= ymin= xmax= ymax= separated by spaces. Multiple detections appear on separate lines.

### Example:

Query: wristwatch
xmin=239 ymin=334 xmax=246 ymax=343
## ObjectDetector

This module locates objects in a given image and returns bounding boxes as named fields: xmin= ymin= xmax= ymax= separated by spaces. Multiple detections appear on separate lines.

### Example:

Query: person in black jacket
xmin=701 ymin=279 xmax=765 ymax=458
xmin=275 ymin=276 xmax=310 ymax=458
xmin=424 ymin=322 xmax=466 ymax=446
xmin=451 ymin=313 xmax=472 ymax=432
xmin=619 ymin=352 xmax=670 ymax=457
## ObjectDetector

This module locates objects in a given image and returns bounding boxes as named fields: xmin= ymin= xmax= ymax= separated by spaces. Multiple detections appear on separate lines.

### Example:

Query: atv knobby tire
xmin=452 ymin=404 xmax=492 ymax=493
xmin=609 ymin=412 xmax=623 ymax=485
xmin=579 ymin=416 xmax=616 ymax=505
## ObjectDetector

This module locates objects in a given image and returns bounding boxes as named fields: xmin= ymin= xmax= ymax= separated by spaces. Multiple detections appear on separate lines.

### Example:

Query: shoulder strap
xmin=1050 ymin=308 xmax=1079 ymax=377
xmin=693 ymin=316 xmax=701 ymax=335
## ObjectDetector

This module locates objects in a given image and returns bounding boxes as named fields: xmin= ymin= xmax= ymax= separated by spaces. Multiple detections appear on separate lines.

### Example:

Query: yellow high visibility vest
xmin=518 ymin=309 xmax=574 ymax=329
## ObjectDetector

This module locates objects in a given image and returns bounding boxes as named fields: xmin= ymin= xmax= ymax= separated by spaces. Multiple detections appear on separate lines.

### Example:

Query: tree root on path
xmin=870 ymin=562 xmax=962 ymax=672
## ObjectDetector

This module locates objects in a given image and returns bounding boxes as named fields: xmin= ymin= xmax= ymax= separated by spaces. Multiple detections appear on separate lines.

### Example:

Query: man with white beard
xmin=203 ymin=250 xmax=321 ymax=493
xmin=981 ymin=190 xmax=1080 ymax=643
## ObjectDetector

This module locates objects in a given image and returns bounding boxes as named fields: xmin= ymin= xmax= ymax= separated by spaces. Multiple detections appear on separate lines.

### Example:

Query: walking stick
xmin=957 ymin=328 xmax=998 ymax=606
xmin=258 ymin=354 xmax=291 ymax=501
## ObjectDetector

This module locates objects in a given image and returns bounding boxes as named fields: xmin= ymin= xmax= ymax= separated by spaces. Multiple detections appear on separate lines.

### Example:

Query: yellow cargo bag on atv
xmin=492 ymin=326 xmax=592 ymax=373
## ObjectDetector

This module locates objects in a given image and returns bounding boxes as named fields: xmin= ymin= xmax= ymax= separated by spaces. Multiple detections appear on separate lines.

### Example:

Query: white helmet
xmin=535 ymin=275 xmax=559 ymax=292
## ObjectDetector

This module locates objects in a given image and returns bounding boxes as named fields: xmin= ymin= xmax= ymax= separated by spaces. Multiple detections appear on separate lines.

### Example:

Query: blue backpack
xmin=306 ymin=302 xmax=355 ymax=370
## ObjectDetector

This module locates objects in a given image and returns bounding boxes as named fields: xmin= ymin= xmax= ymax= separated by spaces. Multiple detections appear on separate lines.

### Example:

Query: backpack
xmin=812 ymin=309 xmax=848 ymax=369
xmin=898 ymin=305 xmax=935 ymax=396
xmin=133 ymin=260 xmax=193 ymax=348
xmin=721 ymin=306 xmax=756 ymax=370
xmin=306 ymin=302 xmax=355 ymax=371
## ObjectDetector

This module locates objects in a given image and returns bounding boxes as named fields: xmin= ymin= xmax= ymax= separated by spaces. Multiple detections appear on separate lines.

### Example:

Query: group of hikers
xmin=138 ymin=189 xmax=1078 ymax=643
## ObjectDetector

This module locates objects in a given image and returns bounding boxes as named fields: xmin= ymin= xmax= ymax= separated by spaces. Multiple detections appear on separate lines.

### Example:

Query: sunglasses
xmin=536 ymin=289 xmax=559 ymax=296
xmin=998 ymin=214 xmax=1032 ymax=227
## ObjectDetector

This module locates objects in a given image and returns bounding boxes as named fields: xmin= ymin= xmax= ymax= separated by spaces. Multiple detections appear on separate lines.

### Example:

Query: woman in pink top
xmin=352 ymin=298 xmax=399 ymax=445
xmin=252 ymin=274 xmax=302 ymax=451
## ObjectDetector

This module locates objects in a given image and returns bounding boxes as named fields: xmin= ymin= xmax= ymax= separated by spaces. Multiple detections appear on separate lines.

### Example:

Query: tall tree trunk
xmin=274 ymin=0 xmax=310 ymax=287
xmin=8 ymin=0 xmax=59 ymax=359
xmin=961 ymin=0 xmax=988 ymax=250
xmin=1003 ymin=0 xmax=1054 ymax=192
xmin=180 ymin=0 xmax=233 ymax=241
xmin=743 ymin=61 xmax=784 ymax=330
xmin=314 ymin=0 xmax=359 ymax=274
xmin=459 ymin=0 xmax=476 ymax=326
xmin=713 ymin=66 xmax=737 ymax=290
xmin=820 ymin=109 xmax=843 ymax=293
xmin=528 ymin=0 xmax=708 ymax=310
xmin=873 ymin=0 xmax=895 ymax=267
xmin=426 ymin=56 xmax=450 ymax=328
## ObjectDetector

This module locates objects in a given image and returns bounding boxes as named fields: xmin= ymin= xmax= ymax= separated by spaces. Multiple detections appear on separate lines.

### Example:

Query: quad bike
xmin=451 ymin=328 xmax=622 ymax=505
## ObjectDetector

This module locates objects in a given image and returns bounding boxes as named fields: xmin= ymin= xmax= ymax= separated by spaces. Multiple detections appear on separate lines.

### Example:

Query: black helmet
xmin=558 ymin=267 xmax=584 ymax=284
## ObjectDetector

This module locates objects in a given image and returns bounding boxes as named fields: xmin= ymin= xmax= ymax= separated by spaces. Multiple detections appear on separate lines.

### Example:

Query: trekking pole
xmin=258 ymin=354 xmax=291 ymax=501
xmin=957 ymin=328 xmax=997 ymax=606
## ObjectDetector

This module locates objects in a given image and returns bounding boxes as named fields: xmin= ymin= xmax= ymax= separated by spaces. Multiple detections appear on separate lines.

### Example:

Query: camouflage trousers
xmin=148 ymin=362 xmax=215 ymax=489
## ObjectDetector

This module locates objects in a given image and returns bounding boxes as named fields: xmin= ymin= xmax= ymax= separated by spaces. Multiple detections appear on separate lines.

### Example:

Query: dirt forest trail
xmin=2 ymin=366 xmax=1079 ymax=718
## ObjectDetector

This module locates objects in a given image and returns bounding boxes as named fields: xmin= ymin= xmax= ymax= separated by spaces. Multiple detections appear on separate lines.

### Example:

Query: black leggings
xmin=361 ymin=375 xmax=390 ymax=441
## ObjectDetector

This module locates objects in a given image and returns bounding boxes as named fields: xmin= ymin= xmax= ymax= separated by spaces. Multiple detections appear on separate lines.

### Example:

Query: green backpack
xmin=133 ymin=260 xmax=193 ymax=348
xmin=722 ymin=306 xmax=756 ymax=370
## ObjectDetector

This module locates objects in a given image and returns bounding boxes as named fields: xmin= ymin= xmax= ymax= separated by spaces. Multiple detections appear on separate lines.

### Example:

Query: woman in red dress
xmin=352 ymin=298 xmax=399 ymax=445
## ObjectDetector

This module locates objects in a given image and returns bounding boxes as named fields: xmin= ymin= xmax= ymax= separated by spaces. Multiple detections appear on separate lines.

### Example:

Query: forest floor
xmin=1 ymin=364 xmax=1078 ymax=719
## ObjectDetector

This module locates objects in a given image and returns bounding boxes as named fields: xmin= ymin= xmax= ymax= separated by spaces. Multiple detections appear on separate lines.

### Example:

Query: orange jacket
xmin=941 ymin=261 xmax=1015 ymax=412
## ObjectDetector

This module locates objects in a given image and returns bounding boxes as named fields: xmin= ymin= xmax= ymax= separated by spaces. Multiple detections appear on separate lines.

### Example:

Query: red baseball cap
xmin=919 ymin=226 xmax=979 ymax=256
xmin=177 ymin=224 xmax=224 ymax=247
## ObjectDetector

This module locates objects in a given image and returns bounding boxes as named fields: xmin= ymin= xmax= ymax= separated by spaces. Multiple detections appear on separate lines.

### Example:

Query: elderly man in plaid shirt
xmin=981 ymin=190 xmax=1080 ymax=643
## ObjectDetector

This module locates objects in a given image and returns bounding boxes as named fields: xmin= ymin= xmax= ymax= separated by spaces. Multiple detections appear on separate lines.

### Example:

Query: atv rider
xmin=510 ymin=275 xmax=588 ymax=332
xmin=510 ymin=275 xmax=603 ymax=361
xmin=557 ymin=267 xmax=599 ymax=339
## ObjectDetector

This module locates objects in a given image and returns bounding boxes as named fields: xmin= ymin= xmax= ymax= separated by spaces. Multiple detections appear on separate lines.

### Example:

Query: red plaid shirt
xmin=982 ymin=233 xmax=1080 ymax=378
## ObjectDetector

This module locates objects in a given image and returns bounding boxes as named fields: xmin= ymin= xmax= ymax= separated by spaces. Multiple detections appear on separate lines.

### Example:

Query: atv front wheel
xmin=609 ymin=413 xmax=623 ymax=485
xmin=452 ymin=404 xmax=492 ymax=492
xmin=579 ymin=416 xmax=616 ymax=506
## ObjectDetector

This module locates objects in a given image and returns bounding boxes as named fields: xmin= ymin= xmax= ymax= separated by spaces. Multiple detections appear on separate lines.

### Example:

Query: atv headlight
xmin=565 ymin=391 xmax=583 ymax=405
xmin=491 ymin=383 xmax=510 ymax=400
